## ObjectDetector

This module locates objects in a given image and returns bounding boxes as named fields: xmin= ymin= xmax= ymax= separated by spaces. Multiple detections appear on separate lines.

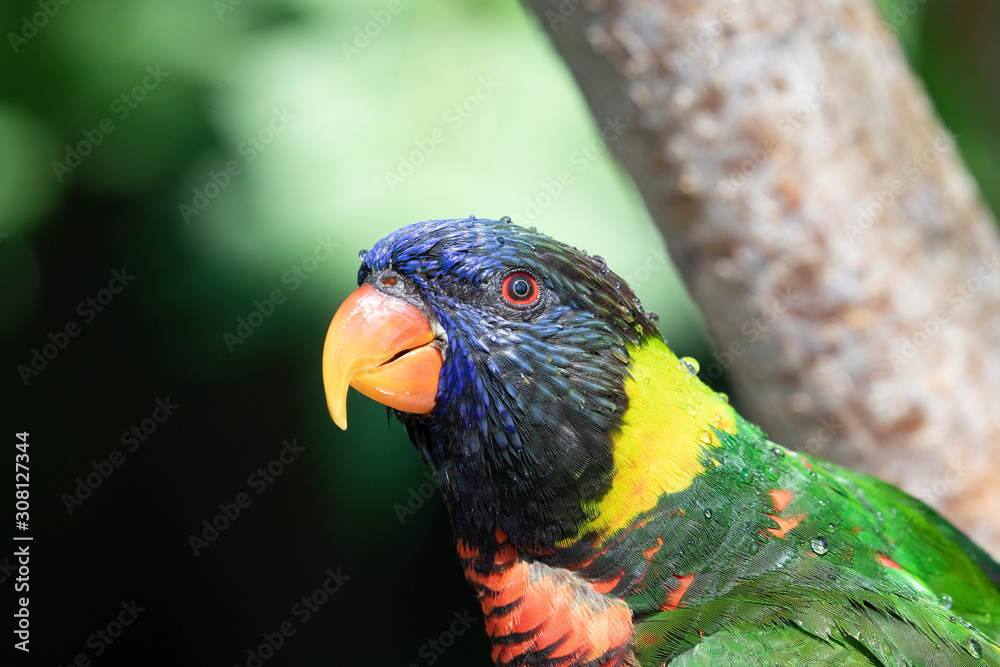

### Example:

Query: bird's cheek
xmin=322 ymin=283 xmax=443 ymax=430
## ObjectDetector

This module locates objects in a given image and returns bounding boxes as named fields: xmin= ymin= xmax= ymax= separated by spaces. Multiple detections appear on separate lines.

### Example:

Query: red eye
xmin=502 ymin=272 xmax=539 ymax=305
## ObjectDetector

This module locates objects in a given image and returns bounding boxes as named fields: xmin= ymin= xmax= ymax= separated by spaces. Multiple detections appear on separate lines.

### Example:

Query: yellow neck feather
xmin=561 ymin=337 xmax=738 ymax=544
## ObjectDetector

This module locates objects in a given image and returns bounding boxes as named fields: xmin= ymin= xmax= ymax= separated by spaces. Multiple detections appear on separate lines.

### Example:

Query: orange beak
xmin=322 ymin=284 xmax=444 ymax=430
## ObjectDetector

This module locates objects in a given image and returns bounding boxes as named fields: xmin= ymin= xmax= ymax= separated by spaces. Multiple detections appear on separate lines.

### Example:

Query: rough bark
xmin=521 ymin=0 xmax=1000 ymax=556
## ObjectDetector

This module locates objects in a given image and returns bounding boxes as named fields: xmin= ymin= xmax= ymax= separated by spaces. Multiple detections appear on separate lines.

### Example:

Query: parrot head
xmin=322 ymin=217 xmax=661 ymax=546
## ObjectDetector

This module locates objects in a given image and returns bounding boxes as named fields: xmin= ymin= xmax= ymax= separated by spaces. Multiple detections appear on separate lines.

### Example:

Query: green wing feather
xmin=625 ymin=418 xmax=1000 ymax=665
xmin=634 ymin=557 xmax=1000 ymax=666
xmin=825 ymin=458 xmax=1000 ymax=623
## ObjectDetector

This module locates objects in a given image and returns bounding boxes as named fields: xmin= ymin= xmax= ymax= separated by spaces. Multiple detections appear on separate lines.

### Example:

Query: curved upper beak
xmin=322 ymin=283 xmax=443 ymax=430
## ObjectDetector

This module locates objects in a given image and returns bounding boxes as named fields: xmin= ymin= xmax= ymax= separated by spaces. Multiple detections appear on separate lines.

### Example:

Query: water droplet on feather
xmin=680 ymin=357 xmax=700 ymax=374
xmin=810 ymin=538 xmax=829 ymax=555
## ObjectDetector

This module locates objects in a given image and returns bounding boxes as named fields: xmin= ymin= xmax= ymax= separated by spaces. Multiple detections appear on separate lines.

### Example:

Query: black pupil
xmin=512 ymin=278 xmax=530 ymax=298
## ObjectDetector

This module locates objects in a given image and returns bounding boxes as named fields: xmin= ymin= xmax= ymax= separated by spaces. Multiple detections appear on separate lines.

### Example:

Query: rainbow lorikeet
xmin=322 ymin=217 xmax=1000 ymax=666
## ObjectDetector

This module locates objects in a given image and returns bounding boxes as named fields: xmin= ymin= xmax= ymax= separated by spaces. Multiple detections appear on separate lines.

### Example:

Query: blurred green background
xmin=1 ymin=0 xmax=997 ymax=665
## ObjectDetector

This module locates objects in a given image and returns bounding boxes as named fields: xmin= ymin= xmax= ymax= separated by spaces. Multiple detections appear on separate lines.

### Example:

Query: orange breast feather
xmin=458 ymin=536 xmax=635 ymax=667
